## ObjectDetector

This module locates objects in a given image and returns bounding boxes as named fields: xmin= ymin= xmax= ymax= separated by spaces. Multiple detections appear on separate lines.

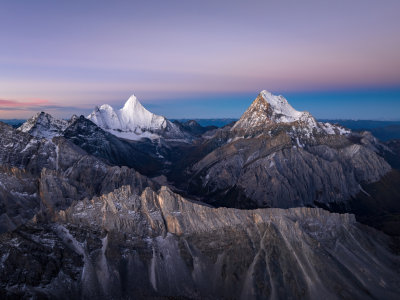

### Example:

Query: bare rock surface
xmin=17 ymin=112 xmax=69 ymax=139
xmin=1 ymin=185 xmax=399 ymax=299
xmin=188 ymin=92 xmax=391 ymax=208
xmin=0 ymin=122 xmax=156 ymax=233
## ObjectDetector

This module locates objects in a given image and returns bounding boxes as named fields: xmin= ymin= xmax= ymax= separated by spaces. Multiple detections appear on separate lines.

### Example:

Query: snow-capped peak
xmin=122 ymin=94 xmax=141 ymax=111
xmin=88 ymin=94 xmax=166 ymax=133
xmin=87 ymin=94 xmax=186 ymax=141
xmin=119 ymin=94 xmax=167 ymax=131
xmin=232 ymin=90 xmax=317 ymax=130
xmin=231 ymin=90 xmax=351 ymax=137
xmin=17 ymin=111 xmax=69 ymax=139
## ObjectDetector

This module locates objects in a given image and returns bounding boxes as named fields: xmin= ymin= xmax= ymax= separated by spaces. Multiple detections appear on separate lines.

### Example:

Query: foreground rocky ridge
xmin=1 ymin=185 xmax=399 ymax=299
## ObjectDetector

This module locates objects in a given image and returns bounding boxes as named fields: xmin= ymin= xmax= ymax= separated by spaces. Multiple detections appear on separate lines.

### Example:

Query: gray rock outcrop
xmin=189 ymin=92 xmax=391 ymax=208
xmin=2 ymin=185 xmax=399 ymax=299
xmin=0 ymin=122 xmax=156 ymax=233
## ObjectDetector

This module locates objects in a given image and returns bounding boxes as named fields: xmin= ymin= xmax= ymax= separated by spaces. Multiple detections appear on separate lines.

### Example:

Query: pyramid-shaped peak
xmin=87 ymin=93 xmax=169 ymax=135
xmin=20 ymin=111 xmax=59 ymax=128
xmin=232 ymin=90 xmax=316 ymax=130
xmin=87 ymin=92 xmax=189 ymax=140
xmin=119 ymin=94 xmax=162 ymax=126
xmin=17 ymin=111 xmax=68 ymax=138
xmin=123 ymin=94 xmax=142 ymax=109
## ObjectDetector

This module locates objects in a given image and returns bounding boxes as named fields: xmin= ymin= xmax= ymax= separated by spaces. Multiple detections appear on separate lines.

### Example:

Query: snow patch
xmin=106 ymin=129 xmax=160 ymax=141
xmin=18 ymin=112 xmax=68 ymax=139
xmin=320 ymin=122 xmax=350 ymax=136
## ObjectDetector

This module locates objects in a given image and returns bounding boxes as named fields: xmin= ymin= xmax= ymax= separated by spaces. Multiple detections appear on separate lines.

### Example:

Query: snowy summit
xmin=232 ymin=90 xmax=317 ymax=130
xmin=231 ymin=90 xmax=351 ymax=137
xmin=88 ymin=94 xmax=185 ymax=140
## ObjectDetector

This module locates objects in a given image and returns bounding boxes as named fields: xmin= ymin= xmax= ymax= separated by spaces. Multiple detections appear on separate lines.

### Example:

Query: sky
xmin=1 ymin=0 xmax=400 ymax=120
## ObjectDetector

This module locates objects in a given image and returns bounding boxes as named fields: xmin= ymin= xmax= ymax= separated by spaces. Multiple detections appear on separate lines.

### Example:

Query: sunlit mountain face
xmin=1 ymin=1 xmax=400 ymax=299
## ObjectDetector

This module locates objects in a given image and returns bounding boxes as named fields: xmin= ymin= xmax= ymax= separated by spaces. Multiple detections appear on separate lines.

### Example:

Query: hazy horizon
xmin=1 ymin=88 xmax=400 ymax=121
xmin=1 ymin=0 xmax=400 ymax=119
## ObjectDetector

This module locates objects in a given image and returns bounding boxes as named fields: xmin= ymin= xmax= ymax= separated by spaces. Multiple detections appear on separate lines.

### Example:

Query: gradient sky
xmin=1 ymin=0 xmax=400 ymax=119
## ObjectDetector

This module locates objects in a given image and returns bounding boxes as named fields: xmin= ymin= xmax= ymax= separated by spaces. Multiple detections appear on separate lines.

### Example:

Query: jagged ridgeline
xmin=0 ymin=91 xmax=399 ymax=299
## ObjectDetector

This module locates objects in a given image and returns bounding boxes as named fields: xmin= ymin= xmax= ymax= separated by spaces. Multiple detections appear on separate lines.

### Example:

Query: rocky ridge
xmin=1 ymin=185 xmax=399 ymax=299
xmin=17 ymin=112 xmax=70 ymax=139
xmin=0 ymin=122 xmax=156 ymax=233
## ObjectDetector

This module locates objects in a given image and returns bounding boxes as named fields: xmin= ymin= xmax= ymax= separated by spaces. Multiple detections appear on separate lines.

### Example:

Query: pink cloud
xmin=0 ymin=98 xmax=50 ymax=108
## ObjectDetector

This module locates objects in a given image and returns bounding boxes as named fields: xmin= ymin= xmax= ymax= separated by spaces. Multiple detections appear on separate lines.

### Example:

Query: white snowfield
xmin=88 ymin=94 xmax=171 ymax=140
xmin=233 ymin=90 xmax=349 ymax=136
xmin=259 ymin=90 xmax=308 ymax=123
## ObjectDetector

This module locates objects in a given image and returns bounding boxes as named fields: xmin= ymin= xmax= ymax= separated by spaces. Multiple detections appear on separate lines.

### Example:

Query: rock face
xmin=87 ymin=94 xmax=188 ymax=141
xmin=62 ymin=116 xmax=166 ymax=175
xmin=1 ymin=186 xmax=399 ymax=299
xmin=17 ymin=112 xmax=69 ymax=138
xmin=188 ymin=92 xmax=391 ymax=208
xmin=0 ymin=122 xmax=156 ymax=233
xmin=0 ymin=166 xmax=39 ymax=233
xmin=384 ymin=139 xmax=400 ymax=170
xmin=174 ymin=119 xmax=218 ymax=137
xmin=232 ymin=90 xmax=318 ymax=130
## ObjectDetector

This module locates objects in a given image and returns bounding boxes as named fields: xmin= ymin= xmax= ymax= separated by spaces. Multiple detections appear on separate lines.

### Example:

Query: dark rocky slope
xmin=173 ymin=119 xmax=217 ymax=137
xmin=63 ymin=116 xmax=166 ymax=175
xmin=0 ymin=122 xmax=156 ymax=233
xmin=1 ymin=186 xmax=399 ymax=299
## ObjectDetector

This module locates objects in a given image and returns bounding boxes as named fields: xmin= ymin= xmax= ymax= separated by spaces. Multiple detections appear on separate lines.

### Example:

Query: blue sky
xmin=145 ymin=89 xmax=400 ymax=120
xmin=1 ymin=0 xmax=400 ymax=119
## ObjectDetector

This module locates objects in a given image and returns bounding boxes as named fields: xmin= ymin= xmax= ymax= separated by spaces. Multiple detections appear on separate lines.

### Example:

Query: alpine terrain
xmin=0 ymin=91 xmax=399 ymax=299
xmin=87 ymin=94 xmax=188 ymax=141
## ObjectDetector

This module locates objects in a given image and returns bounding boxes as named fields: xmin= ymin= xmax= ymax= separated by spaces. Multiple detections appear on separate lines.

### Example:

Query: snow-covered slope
xmin=232 ymin=90 xmax=318 ymax=130
xmin=88 ymin=95 xmax=167 ymax=132
xmin=17 ymin=112 xmax=69 ymax=139
xmin=88 ymin=94 xmax=185 ymax=141
xmin=232 ymin=90 xmax=349 ymax=135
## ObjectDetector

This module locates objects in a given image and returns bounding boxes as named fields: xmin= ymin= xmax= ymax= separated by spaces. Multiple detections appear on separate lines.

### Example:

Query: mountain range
xmin=0 ymin=91 xmax=399 ymax=299
xmin=4 ymin=118 xmax=400 ymax=141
